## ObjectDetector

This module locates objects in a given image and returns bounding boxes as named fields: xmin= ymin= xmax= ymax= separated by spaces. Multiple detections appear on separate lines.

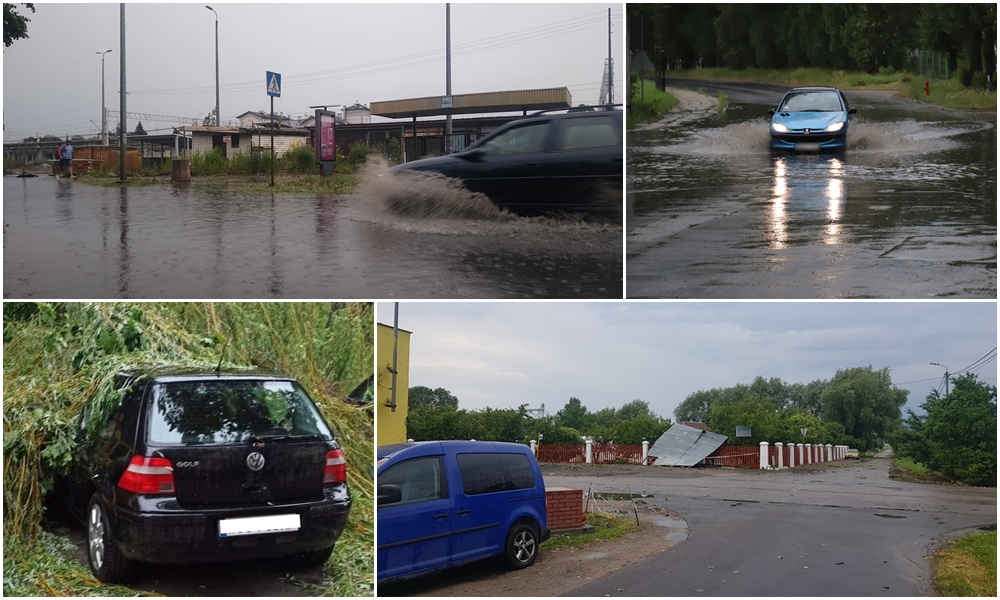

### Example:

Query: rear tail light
xmin=323 ymin=449 xmax=346 ymax=485
xmin=118 ymin=455 xmax=176 ymax=494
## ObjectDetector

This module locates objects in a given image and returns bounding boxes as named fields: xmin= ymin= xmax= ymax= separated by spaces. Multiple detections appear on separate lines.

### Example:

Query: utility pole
xmin=931 ymin=362 xmax=950 ymax=395
xmin=607 ymin=7 xmax=613 ymax=108
xmin=206 ymin=6 xmax=220 ymax=127
xmin=119 ymin=4 xmax=127 ymax=182
xmin=96 ymin=49 xmax=112 ymax=146
xmin=445 ymin=4 xmax=452 ymax=154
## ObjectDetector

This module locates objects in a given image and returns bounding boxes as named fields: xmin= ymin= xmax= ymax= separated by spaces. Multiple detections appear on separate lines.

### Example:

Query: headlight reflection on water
xmin=770 ymin=157 xmax=847 ymax=249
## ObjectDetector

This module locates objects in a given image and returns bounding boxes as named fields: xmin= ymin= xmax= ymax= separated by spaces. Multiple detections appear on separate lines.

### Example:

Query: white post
xmin=585 ymin=439 xmax=593 ymax=464
xmin=797 ymin=443 xmax=804 ymax=465
xmin=787 ymin=443 xmax=795 ymax=468
xmin=776 ymin=442 xmax=784 ymax=469
xmin=805 ymin=443 xmax=812 ymax=464
xmin=826 ymin=444 xmax=833 ymax=462
xmin=759 ymin=441 xmax=769 ymax=470
xmin=530 ymin=440 xmax=537 ymax=456
xmin=642 ymin=440 xmax=649 ymax=465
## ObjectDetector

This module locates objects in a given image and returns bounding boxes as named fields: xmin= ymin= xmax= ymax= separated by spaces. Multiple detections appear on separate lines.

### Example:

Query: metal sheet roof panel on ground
xmin=371 ymin=88 xmax=571 ymax=118
xmin=649 ymin=423 xmax=728 ymax=467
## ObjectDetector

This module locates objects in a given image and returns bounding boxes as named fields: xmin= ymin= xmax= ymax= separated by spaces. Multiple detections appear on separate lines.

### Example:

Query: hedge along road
xmin=627 ymin=78 xmax=997 ymax=298
xmin=539 ymin=454 xmax=996 ymax=597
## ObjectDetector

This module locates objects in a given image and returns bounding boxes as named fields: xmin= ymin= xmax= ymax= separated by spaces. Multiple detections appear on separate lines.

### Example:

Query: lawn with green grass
xmin=541 ymin=513 xmax=639 ymax=551
xmin=628 ymin=80 xmax=680 ymax=129
xmin=934 ymin=529 xmax=997 ymax=596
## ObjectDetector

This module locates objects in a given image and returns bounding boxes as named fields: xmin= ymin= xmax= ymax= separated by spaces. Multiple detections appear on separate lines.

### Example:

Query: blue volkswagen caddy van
xmin=376 ymin=440 xmax=550 ymax=584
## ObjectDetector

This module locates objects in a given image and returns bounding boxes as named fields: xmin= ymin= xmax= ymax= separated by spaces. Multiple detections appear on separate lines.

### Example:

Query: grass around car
xmin=933 ymin=529 xmax=997 ymax=597
xmin=541 ymin=512 xmax=640 ymax=551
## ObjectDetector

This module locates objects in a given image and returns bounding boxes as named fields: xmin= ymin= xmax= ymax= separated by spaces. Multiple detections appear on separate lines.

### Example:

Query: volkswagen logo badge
xmin=246 ymin=452 xmax=265 ymax=471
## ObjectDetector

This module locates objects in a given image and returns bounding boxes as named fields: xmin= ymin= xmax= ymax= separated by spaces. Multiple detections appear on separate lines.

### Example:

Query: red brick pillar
xmin=545 ymin=487 xmax=584 ymax=530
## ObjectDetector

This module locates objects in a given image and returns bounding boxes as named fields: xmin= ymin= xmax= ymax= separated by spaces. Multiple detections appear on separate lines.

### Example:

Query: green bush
xmin=190 ymin=148 xmax=228 ymax=175
xmin=957 ymin=65 xmax=973 ymax=87
xmin=878 ymin=66 xmax=894 ymax=76
xmin=971 ymin=71 xmax=988 ymax=90
xmin=283 ymin=143 xmax=316 ymax=173
xmin=348 ymin=144 xmax=377 ymax=167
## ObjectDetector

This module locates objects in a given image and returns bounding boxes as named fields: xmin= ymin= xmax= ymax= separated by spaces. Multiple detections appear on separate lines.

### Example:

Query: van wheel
xmin=292 ymin=544 xmax=335 ymax=569
xmin=86 ymin=493 xmax=133 ymax=583
xmin=503 ymin=523 xmax=539 ymax=569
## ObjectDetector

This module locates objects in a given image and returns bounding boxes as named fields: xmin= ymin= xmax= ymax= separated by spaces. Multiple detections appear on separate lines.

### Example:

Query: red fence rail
xmin=591 ymin=444 xmax=645 ymax=465
xmin=536 ymin=444 xmax=586 ymax=464
xmin=704 ymin=444 xmax=759 ymax=469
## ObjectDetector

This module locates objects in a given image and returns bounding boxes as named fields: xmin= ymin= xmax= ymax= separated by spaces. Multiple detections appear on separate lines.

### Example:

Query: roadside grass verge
xmin=665 ymin=67 xmax=905 ymax=89
xmin=889 ymin=455 xmax=955 ymax=485
xmin=2 ymin=302 xmax=373 ymax=596
xmin=541 ymin=513 xmax=640 ymax=551
xmin=628 ymin=80 xmax=680 ymax=129
xmin=933 ymin=529 xmax=997 ymax=596
xmin=79 ymin=173 xmax=362 ymax=194
xmin=898 ymin=77 xmax=997 ymax=110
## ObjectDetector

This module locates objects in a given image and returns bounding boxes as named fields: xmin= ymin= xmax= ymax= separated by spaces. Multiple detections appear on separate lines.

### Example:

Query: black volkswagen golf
xmin=59 ymin=370 xmax=351 ymax=582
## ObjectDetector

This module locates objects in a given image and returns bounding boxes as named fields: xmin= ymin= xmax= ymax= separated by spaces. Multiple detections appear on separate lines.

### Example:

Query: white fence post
xmin=787 ymin=443 xmax=795 ymax=468
xmin=826 ymin=444 xmax=832 ymax=462
xmin=530 ymin=440 xmax=537 ymax=456
xmin=797 ymin=443 xmax=804 ymax=465
xmin=805 ymin=443 xmax=812 ymax=464
xmin=759 ymin=441 xmax=769 ymax=469
xmin=776 ymin=442 xmax=784 ymax=469
xmin=585 ymin=439 xmax=593 ymax=464
xmin=642 ymin=440 xmax=649 ymax=465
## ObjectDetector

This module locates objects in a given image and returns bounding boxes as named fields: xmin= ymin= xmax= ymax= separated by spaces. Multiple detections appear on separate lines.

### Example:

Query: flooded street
xmin=3 ymin=176 xmax=621 ymax=299
xmin=627 ymin=80 xmax=996 ymax=298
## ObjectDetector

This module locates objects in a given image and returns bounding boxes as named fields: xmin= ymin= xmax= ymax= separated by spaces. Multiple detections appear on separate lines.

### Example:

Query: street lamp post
xmin=930 ymin=362 xmax=950 ymax=395
xmin=205 ymin=5 xmax=220 ymax=127
xmin=96 ymin=49 xmax=113 ymax=146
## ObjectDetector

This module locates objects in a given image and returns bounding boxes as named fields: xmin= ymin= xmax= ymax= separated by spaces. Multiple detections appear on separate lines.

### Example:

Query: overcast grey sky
xmin=376 ymin=302 xmax=998 ymax=419
xmin=3 ymin=3 xmax=622 ymax=141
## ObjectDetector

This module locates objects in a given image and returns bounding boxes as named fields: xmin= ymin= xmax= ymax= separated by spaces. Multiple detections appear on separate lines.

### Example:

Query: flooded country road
xmin=3 ymin=176 xmax=621 ymax=299
xmin=627 ymin=78 xmax=996 ymax=298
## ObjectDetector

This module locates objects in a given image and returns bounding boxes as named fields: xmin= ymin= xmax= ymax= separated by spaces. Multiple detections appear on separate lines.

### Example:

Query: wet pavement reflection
xmin=627 ymin=93 xmax=996 ymax=298
xmin=3 ymin=179 xmax=622 ymax=299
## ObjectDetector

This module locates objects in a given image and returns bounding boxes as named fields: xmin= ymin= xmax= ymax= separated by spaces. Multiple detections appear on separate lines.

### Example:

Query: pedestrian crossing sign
xmin=266 ymin=71 xmax=281 ymax=97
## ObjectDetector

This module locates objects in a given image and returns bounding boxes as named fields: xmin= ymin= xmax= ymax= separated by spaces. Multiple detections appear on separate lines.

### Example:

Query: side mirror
xmin=377 ymin=484 xmax=402 ymax=506
xmin=847 ymin=108 xmax=857 ymax=115
xmin=458 ymin=148 xmax=484 ymax=162
xmin=767 ymin=108 xmax=775 ymax=117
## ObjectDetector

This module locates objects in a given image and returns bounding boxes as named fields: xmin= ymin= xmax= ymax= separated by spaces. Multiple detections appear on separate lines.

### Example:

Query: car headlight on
xmin=772 ymin=123 xmax=789 ymax=133
xmin=824 ymin=121 xmax=844 ymax=132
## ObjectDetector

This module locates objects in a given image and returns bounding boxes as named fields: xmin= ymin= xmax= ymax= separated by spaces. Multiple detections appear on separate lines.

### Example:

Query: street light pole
xmin=445 ymin=4 xmax=452 ymax=154
xmin=930 ymin=362 xmax=950 ymax=395
xmin=95 ymin=49 xmax=113 ymax=146
xmin=206 ymin=6 xmax=220 ymax=127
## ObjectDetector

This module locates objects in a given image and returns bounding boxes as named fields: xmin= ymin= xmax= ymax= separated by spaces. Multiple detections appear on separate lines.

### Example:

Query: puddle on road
xmin=666 ymin=532 xmax=689 ymax=541
xmin=656 ymin=518 xmax=688 ymax=529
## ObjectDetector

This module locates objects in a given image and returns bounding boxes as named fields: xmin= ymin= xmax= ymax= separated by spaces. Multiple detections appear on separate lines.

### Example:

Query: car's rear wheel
xmin=86 ymin=493 xmax=133 ymax=582
xmin=503 ymin=522 xmax=539 ymax=569
xmin=292 ymin=544 xmax=335 ymax=569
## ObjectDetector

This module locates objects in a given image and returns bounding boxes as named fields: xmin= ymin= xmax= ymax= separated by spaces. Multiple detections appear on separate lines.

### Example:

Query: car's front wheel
xmin=503 ymin=522 xmax=539 ymax=569
xmin=86 ymin=493 xmax=133 ymax=582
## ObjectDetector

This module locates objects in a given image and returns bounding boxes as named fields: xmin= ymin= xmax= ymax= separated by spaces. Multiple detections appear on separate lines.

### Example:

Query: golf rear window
xmin=148 ymin=380 xmax=332 ymax=445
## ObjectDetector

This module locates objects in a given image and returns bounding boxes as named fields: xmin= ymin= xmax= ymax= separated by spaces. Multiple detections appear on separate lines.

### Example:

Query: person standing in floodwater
xmin=59 ymin=140 xmax=74 ymax=179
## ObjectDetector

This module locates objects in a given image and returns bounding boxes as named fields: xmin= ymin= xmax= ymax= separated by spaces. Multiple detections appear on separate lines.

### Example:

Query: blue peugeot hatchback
xmin=376 ymin=441 xmax=550 ymax=584
xmin=768 ymin=87 xmax=857 ymax=152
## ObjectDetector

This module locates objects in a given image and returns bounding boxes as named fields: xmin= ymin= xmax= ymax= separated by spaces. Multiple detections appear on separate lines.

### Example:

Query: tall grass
xmin=2 ymin=302 xmax=373 ymax=596
xmin=934 ymin=530 xmax=997 ymax=596
xmin=899 ymin=77 xmax=997 ymax=110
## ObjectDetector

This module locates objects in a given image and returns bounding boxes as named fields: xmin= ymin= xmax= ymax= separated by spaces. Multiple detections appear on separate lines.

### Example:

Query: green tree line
xmin=629 ymin=4 xmax=996 ymax=84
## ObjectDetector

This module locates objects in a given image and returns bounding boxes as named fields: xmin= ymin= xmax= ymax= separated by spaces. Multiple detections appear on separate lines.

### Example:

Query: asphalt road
xmin=539 ymin=456 xmax=995 ymax=597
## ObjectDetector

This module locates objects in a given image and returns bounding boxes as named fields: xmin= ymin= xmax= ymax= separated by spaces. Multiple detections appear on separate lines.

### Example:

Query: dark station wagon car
xmin=58 ymin=370 xmax=351 ymax=582
xmin=390 ymin=107 xmax=623 ymax=214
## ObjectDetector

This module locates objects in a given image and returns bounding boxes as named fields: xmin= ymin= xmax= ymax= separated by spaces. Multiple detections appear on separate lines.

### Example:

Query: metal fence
xmin=704 ymin=444 xmax=759 ymax=469
xmin=536 ymin=444 xmax=587 ymax=463
xmin=908 ymin=50 xmax=949 ymax=80
xmin=592 ymin=444 xmax=646 ymax=465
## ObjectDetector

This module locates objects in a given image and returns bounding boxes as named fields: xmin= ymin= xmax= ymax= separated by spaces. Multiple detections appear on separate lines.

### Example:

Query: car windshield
xmin=779 ymin=91 xmax=843 ymax=112
xmin=148 ymin=380 xmax=333 ymax=445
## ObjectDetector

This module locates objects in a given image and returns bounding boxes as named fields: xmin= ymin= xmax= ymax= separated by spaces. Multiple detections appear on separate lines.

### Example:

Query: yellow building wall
xmin=376 ymin=323 xmax=411 ymax=446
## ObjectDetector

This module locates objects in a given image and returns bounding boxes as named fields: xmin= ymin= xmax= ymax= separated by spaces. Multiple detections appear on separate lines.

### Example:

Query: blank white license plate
xmin=218 ymin=514 xmax=301 ymax=538
xmin=795 ymin=142 xmax=821 ymax=152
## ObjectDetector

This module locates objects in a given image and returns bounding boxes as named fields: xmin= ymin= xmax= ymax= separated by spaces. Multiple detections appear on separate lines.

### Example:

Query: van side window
xmin=379 ymin=457 xmax=447 ymax=506
xmin=457 ymin=452 xmax=535 ymax=495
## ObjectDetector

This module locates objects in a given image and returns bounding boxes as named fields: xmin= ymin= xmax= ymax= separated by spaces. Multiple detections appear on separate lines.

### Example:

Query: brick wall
xmin=545 ymin=486 xmax=584 ymax=530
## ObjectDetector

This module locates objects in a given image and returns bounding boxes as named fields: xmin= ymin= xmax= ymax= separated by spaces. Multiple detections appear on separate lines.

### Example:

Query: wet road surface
xmin=627 ymin=79 xmax=997 ymax=298
xmin=543 ymin=456 xmax=996 ymax=596
xmin=3 ymin=177 xmax=621 ymax=299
